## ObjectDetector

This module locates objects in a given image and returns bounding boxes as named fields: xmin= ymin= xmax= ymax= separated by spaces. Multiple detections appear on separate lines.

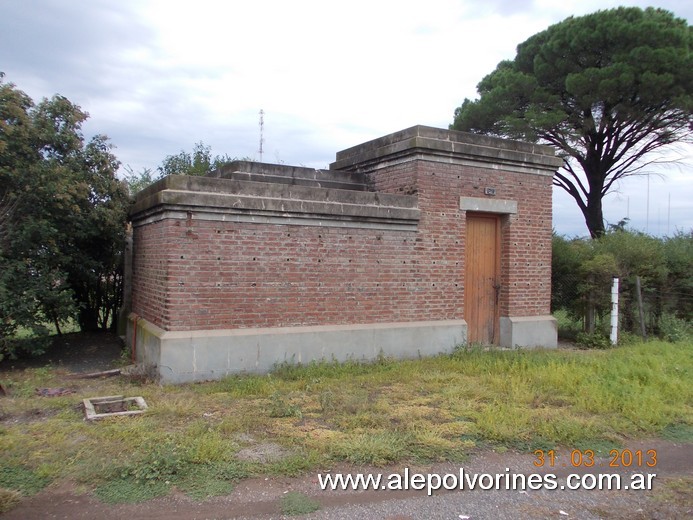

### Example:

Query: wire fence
xmin=552 ymin=271 xmax=693 ymax=341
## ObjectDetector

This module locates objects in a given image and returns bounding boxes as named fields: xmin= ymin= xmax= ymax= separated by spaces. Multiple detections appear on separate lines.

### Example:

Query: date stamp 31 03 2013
xmin=532 ymin=448 xmax=657 ymax=469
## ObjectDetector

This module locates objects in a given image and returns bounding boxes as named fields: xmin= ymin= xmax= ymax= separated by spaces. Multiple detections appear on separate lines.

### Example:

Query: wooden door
xmin=464 ymin=213 xmax=501 ymax=344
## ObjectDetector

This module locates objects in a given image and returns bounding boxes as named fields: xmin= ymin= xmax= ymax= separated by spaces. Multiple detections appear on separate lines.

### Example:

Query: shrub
xmin=661 ymin=232 xmax=693 ymax=320
xmin=268 ymin=392 xmax=302 ymax=418
xmin=552 ymin=229 xmax=693 ymax=338
xmin=576 ymin=332 xmax=612 ymax=350
xmin=658 ymin=313 xmax=692 ymax=343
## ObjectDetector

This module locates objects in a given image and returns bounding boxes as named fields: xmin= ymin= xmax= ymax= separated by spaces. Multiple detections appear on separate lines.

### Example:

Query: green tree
xmin=63 ymin=134 xmax=130 ymax=332
xmin=124 ymin=143 xmax=248 ymax=199
xmin=451 ymin=7 xmax=692 ymax=238
xmin=0 ymin=77 xmax=129 ymax=355
xmin=157 ymin=141 xmax=235 ymax=177
xmin=123 ymin=166 xmax=156 ymax=196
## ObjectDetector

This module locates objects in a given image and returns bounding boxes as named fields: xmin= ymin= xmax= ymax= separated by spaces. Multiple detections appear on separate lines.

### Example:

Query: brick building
xmin=127 ymin=125 xmax=562 ymax=383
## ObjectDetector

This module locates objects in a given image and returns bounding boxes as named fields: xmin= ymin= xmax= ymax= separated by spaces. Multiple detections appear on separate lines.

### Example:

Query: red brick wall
xmin=132 ymin=160 xmax=552 ymax=332
xmin=133 ymin=220 xmax=459 ymax=332
xmin=131 ymin=219 xmax=173 ymax=329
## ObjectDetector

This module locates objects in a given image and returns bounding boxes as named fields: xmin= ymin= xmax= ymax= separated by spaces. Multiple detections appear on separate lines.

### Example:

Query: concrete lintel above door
xmin=460 ymin=197 xmax=517 ymax=214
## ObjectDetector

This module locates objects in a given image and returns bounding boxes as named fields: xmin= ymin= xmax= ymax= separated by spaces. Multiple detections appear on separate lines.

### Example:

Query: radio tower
xmin=258 ymin=109 xmax=264 ymax=163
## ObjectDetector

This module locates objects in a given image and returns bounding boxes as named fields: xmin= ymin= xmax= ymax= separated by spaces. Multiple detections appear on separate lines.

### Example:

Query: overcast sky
xmin=1 ymin=0 xmax=691 ymax=237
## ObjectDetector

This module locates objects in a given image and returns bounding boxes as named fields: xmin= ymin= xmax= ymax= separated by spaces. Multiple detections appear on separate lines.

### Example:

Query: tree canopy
xmin=124 ymin=142 xmax=241 ymax=196
xmin=0 ymin=76 xmax=129 ymax=356
xmin=158 ymin=141 xmax=236 ymax=178
xmin=451 ymin=7 xmax=692 ymax=238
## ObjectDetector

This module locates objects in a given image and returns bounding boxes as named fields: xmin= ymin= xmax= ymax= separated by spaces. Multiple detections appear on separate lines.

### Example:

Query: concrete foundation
xmin=500 ymin=316 xmax=558 ymax=349
xmin=128 ymin=314 xmax=467 ymax=384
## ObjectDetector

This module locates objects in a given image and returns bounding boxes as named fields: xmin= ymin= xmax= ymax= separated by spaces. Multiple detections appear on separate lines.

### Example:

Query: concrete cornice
xmin=330 ymin=125 xmax=564 ymax=176
xmin=130 ymin=175 xmax=419 ymax=230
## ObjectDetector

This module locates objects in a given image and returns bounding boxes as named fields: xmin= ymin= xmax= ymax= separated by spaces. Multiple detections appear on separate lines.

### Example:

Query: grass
xmin=554 ymin=308 xmax=584 ymax=341
xmin=0 ymin=340 xmax=690 ymax=506
xmin=0 ymin=488 xmax=21 ymax=514
xmin=11 ymin=320 xmax=80 ymax=340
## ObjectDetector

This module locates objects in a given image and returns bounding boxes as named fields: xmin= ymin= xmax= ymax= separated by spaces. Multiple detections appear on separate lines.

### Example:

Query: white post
xmin=610 ymin=277 xmax=619 ymax=345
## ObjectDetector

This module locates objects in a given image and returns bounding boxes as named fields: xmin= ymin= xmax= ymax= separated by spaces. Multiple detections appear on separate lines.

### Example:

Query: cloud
xmin=1 ymin=1 xmax=152 ymax=100
xmin=1 ymin=0 xmax=691 ymax=236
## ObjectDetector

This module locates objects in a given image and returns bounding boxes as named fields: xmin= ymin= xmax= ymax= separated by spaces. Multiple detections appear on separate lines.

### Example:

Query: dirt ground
xmin=0 ymin=332 xmax=125 ymax=374
xmin=1 ymin=334 xmax=691 ymax=519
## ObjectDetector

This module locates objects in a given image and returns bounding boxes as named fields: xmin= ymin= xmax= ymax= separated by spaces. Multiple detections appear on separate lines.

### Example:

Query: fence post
xmin=610 ymin=277 xmax=619 ymax=345
xmin=635 ymin=276 xmax=647 ymax=339
xmin=586 ymin=287 xmax=596 ymax=334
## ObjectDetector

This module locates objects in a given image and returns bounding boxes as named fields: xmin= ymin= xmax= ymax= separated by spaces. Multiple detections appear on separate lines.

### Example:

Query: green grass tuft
xmin=660 ymin=423 xmax=693 ymax=442
xmin=280 ymin=491 xmax=320 ymax=516
xmin=329 ymin=431 xmax=410 ymax=465
xmin=174 ymin=462 xmax=246 ymax=500
xmin=0 ymin=464 xmax=51 ymax=495
xmin=93 ymin=478 xmax=169 ymax=504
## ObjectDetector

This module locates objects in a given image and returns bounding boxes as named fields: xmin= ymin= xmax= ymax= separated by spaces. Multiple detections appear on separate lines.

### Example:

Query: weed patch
xmin=329 ymin=431 xmax=410 ymax=465
xmin=121 ymin=438 xmax=184 ymax=484
xmin=259 ymin=450 xmax=323 ymax=477
xmin=661 ymin=423 xmax=693 ymax=442
xmin=576 ymin=331 xmax=613 ymax=350
xmin=0 ymin=463 xmax=51 ymax=495
xmin=268 ymin=392 xmax=303 ymax=419
xmin=0 ymin=488 xmax=22 ymax=513
xmin=95 ymin=447 xmax=249 ymax=503
xmin=280 ymin=491 xmax=320 ymax=516
xmin=174 ymin=462 xmax=247 ymax=500
xmin=93 ymin=478 xmax=170 ymax=504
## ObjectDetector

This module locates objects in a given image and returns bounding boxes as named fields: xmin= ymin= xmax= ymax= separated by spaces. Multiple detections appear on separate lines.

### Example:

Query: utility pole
xmin=646 ymin=174 xmax=650 ymax=233
xmin=258 ymin=109 xmax=264 ymax=163
xmin=667 ymin=192 xmax=671 ymax=236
